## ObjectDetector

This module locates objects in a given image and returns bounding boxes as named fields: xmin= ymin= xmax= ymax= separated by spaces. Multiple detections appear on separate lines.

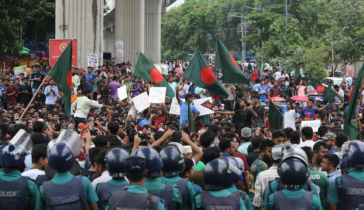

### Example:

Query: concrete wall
xmin=55 ymin=0 xmax=104 ymax=68
xmin=145 ymin=0 xmax=162 ymax=64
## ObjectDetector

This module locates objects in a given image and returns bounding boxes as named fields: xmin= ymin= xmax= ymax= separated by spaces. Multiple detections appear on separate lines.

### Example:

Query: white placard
xmin=128 ymin=104 xmax=136 ymax=116
xmin=193 ymin=97 xmax=214 ymax=116
xmin=301 ymin=120 xmax=321 ymax=132
xmin=169 ymin=97 xmax=184 ymax=115
xmin=117 ymin=86 xmax=127 ymax=101
xmin=132 ymin=92 xmax=150 ymax=112
xmin=148 ymin=87 xmax=166 ymax=104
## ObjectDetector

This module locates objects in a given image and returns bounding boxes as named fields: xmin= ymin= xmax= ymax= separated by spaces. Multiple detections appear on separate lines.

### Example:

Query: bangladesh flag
xmin=268 ymin=101 xmax=283 ymax=130
xmin=317 ymin=85 xmax=344 ymax=103
xmin=216 ymin=38 xmax=249 ymax=84
xmin=201 ymin=100 xmax=213 ymax=110
xmin=133 ymin=52 xmax=175 ymax=98
xmin=48 ymin=41 xmax=73 ymax=120
xmin=188 ymin=103 xmax=195 ymax=132
xmin=184 ymin=49 xmax=229 ymax=99
xmin=344 ymin=65 xmax=364 ymax=139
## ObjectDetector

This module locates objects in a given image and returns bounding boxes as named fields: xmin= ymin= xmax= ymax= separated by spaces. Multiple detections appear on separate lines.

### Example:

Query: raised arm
xmin=181 ymin=131 xmax=203 ymax=164
xmin=318 ymin=102 xmax=330 ymax=113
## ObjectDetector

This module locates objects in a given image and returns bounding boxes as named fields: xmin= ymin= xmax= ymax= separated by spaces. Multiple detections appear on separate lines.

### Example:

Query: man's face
xmin=50 ymin=80 xmax=55 ymax=85
xmin=188 ymin=96 xmax=193 ymax=103
xmin=263 ymin=146 xmax=273 ymax=165
xmin=15 ymin=79 xmax=19 ymax=84
xmin=307 ymin=101 xmax=313 ymax=109
xmin=273 ymin=136 xmax=286 ymax=145
xmin=316 ymin=145 xmax=328 ymax=162
xmin=239 ymin=100 xmax=245 ymax=107
xmin=88 ymin=68 xmax=92 ymax=74
xmin=232 ymin=137 xmax=240 ymax=150
xmin=1 ymin=113 xmax=7 ymax=121
xmin=77 ymin=89 xmax=82 ymax=95
xmin=254 ymin=97 xmax=259 ymax=104
xmin=23 ymin=79 xmax=28 ymax=85
xmin=321 ymin=158 xmax=331 ymax=172
xmin=9 ymin=81 xmax=14 ymax=87
xmin=324 ymin=139 xmax=334 ymax=149
xmin=274 ymin=82 xmax=278 ymax=87
xmin=124 ymin=78 xmax=129 ymax=83
xmin=36 ymin=67 xmax=41 ymax=73
xmin=227 ymin=141 xmax=236 ymax=155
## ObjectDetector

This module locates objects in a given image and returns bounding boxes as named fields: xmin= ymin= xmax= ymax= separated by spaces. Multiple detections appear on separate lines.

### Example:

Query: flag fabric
xmin=48 ymin=41 xmax=73 ymax=120
xmin=216 ymin=38 xmax=249 ymax=84
xmin=183 ymin=49 xmax=229 ymax=99
xmin=188 ymin=103 xmax=195 ymax=132
xmin=344 ymin=65 xmax=364 ymax=139
xmin=133 ymin=52 xmax=175 ymax=98
xmin=309 ymin=75 xmax=321 ymax=89
xmin=317 ymin=85 xmax=344 ymax=103
xmin=268 ymin=101 xmax=283 ymax=130
xmin=201 ymin=100 xmax=214 ymax=110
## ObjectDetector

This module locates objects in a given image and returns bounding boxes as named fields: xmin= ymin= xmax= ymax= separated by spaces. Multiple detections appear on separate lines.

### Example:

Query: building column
xmin=145 ymin=0 xmax=162 ymax=64
xmin=115 ymin=0 xmax=145 ymax=65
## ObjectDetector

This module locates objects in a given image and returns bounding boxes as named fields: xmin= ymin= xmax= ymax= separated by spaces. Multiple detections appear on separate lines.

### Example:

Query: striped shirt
xmin=252 ymin=166 xmax=279 ymax=207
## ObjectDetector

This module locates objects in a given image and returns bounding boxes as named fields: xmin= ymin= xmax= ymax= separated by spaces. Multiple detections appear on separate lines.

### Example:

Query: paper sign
xmin=193 ymin=97 xmax=215 ymax=116
xmin=128 ymin=104 xmax=136 ymax=116
xmin=301 ymin=120 xmax=321 ymax=132
xmin=132 ymin=92 xmax=150 ymax=112
xmin=117 ymin=86 xmax=127 ymax=101
xmin=14 ymin=65 xmax=27 ymax=75
xmin=148 ymin=87 xmax=166 ymax=104
xmin=169 ymin=97 xmax=184 ymax=115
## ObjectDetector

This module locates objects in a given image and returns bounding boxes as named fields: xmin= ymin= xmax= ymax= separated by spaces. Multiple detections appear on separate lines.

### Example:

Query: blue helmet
xmin=160 ymin=146 xmax=184 ymax=177
xmin=203 ymin=158 xmax=241 ymax=190
xmin=0 ymin=145 xmax=6 ymax=168
xmin=134 ymin=147 xmax=163 ymax=178
xmin=2 ymin=129 xmax=32 ymax=168
xmin=48 ymin=143 xmax=74 ymax=172
xmin=106 ymin=148 xmax=129 ymax=177
xmin=227 ymin=157 xmax=243 ymax=182
xmin=278 ymin=158 xmax=309 ymax=190
xmin=347 ymin=141 xmax=364 ymax=168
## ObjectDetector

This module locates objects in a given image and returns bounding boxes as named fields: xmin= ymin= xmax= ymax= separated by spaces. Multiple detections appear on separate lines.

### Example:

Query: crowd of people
xmin=0 ymin=60 xmax=363 ymax=210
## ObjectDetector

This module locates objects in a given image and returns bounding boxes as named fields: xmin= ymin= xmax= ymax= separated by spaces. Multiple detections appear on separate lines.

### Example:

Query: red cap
xmin=78 ymin=123 xmax=87 ymax=129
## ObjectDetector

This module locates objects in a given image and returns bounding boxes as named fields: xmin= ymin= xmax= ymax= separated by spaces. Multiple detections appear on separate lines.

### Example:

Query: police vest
xmin=35 ymin=174 xmax=50 ymax=186
xmin=198 ymin=191 xmax=240 ymax=210
xmin=97 ymin=182 xmax=128 ymax=210
xmin=43 ymin=175 xmax=89 ymax=210
xmin=236 ymin=190 xmax=247 ymax=207
xmin=269 ymin=177 xmax=314 ymax=193
xmin=175 ymin=178 xmax=190 ymax=210
xmin=0 ymin=176 xmax=28 ymax=210
xmin=148 ymin=182 xmax=174 ymax=210
xmin=337 ymin=175 xmax=364 ymax=210
xmin=274 ymin=191 xmax=313 ymax=210
xmin=109 ymin=190 xmax=160 ymax=210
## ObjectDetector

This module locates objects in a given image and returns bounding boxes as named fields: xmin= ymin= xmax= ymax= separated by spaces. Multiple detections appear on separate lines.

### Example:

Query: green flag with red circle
xmin=133 ymin=52 xmax=175 ymax=98
xmin=216 ymin=38 xmax=249 ymax=84
xmin=183 ymin=49 xmax=229 ymax=99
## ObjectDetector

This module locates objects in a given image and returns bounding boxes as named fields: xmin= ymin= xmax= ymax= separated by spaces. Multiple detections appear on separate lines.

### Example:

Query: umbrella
xmin=290 ymin=96 xmax=309 ymax=102
xmin=265 ymin=97 xmax=286 ymax=103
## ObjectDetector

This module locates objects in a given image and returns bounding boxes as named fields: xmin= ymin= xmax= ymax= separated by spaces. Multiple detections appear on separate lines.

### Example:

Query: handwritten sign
xmin=117 ymin=86 xmax=127 ymax=101
xmin=169 ymin=97 xmax=184 ymax=115
xmin=132 ymin=92 xmax=150 ymax=112
xmin=301 ymin=120 xmax=321 ymax=132
xmin=193 ymin=97 xmax=214 ymax=116
xmin=148 ymin=87 xmax=166 ymax=104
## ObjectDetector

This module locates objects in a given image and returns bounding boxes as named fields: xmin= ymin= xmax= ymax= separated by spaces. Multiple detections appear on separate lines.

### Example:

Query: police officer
xmin=97 ymin=148 xmax=130 ymax=210
xmin=338 ymin=140 xmax=361 ymax=174
xmin=106 ymin=155 xmax=165 ymax=210
xmin=161 ymin=145 xmax=196 ymax=210
xmin=267 ymin=148 xmax=322 ymax=210
xmin=0 ymin=145 xmax=6 ymax=175
xmin=262 ymin=146 xmax=320 ymax=209
xmin=193 ymin=158 xmax=247 ymax=210
xmin=40 ymin=130 xmax=99 ymax=210
xmin=328 ymin=141 xmax=364 ymax=210
xmin=226 ymin=157 xmax=253 ymax=210
xmin=135 ymin=147 xmax=182 ymax=210
xmin=0 ymin=129 xmax=44 ymax=210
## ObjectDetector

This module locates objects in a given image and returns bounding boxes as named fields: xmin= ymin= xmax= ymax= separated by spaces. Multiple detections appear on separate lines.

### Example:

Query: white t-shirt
xmin=283 ymin=110 xmax=296 ymax=130
xmin=183 ymin=84 xmax=190 ymax=94
xmin=274 ymin=71 xmax=281 ymax=81
xmin=21 ymin=169 xmax=45 ymax=181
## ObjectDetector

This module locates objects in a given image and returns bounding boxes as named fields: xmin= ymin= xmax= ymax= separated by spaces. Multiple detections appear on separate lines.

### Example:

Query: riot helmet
xmin=160 ymin=146 xmax=184 ymax=177
xmin=106 ymin=148 xmax=130 ymax=177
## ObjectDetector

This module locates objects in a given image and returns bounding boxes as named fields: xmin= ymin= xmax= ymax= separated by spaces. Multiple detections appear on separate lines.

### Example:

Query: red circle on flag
xmin=149 ymin=68 xmax=164 ymax=83
xmin=230 ymin=54 xmax=239 ymax=67
xmin=201 ymin=66 xmax=216 ymax=84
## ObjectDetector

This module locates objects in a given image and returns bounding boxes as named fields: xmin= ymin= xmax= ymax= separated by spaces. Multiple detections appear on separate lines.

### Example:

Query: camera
xmin=138 ymin=133 xmax=150 ymax=139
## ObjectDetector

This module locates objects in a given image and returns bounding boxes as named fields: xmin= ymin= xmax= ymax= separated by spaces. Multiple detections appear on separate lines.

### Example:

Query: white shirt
xmin=253 ymin=166 xmax=279 ymax=207
xmin=21 ymin=169 xmax=45 ymax=181
xmin=274 ymin=71 xmax=281 ymax=81
xmin=91 ymin=170 xmax=112 ymax=189
xmin=71 ymin=96 xmax=103 ymax=118
xmin=72 ymin=75 xmax=80 ymax=88
xmin=45 ymin=85 xmax=59 ymax=105
xmin=183 ymin=84 xmax=190 ymax=94
xmin=283 ymin=110 xmax=296 ymax=130
xmin=298 ymin=140 xmax=315 ymax=149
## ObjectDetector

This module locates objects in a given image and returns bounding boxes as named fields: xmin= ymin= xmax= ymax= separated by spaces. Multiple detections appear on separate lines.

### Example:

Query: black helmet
xmin=134 ymin=147 xmax=163 ymax=178
xmin=278 ymin=158 xmax=309 ymax=190
xmin=347 ymin=141 xmax=364 ymax=168
xmin=160 ymin=146 xmax=184 ymax=177
xmin=106 ymin=148 xmax=129 ymax=177
xmin=203 ymin=158 xmax=241 ymax=190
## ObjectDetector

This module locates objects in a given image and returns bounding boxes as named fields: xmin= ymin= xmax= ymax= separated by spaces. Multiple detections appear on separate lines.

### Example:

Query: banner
xmin=49 ymin=39 xmax=78 ymax=68
xmin=115 ymin=41 xmax=123 ymax=58
xmin=301 ymin=120 xmax=321 ymax=132
xmin=169 ymin=97 xmax=184 ymax=115
xmin=13 ymin=65 xmax=27 ymax=76
xmin=132 ymin=92 xmax=150 ymax=112
xmin=87 ymin=53 xmax=99 ymax=68
xmin=193 ymin=97 xmax=215 ymax=116
xmin=117 ymin=86 xmax=127 ymax=101
xmin=148 ymin=87 xmax=166 ymax=104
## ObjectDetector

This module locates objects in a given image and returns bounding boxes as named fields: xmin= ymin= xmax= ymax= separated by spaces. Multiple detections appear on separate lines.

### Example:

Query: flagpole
xmin=355 ymin=72 xmax=364 ymax=128
xmin=18 ymin=75 xmax=49 ymax=123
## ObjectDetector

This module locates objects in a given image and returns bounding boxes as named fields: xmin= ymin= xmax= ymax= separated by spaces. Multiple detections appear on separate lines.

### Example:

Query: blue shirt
xmin=328 ymin=147 xmax=338 ymax=154
xmin=327 ymin=171 xmax=340 ymax=200
xmin=252 ymin=84 xmax=260 ymax=92
xmin=179 ymin=102 xmax=198 ymax=125
xmin=84 ymin=73 xmax=96 ymax=90
xmin=188 ymin=86 xmax=196 ymax=95
xmin=301 ymin=108 xmax=318 ymax=121
xmin=257 ymin=86 xmax=268 ymax=101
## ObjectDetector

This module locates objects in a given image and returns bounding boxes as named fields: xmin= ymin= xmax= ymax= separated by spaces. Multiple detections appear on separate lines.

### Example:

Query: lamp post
xmin=228 ymin=14 xmax=247 ymax=63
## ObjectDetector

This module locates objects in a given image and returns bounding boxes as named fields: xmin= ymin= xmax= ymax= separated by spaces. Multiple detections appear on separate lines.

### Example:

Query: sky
xmin=167 ymin=0 xmax=184 ymax=10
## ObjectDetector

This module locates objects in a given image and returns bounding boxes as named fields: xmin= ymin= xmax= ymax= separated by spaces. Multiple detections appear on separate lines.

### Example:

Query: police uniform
xmin=308 ymin=166 xmax=329 ymax=210
xmin=0 ymin=129 xmax=44 ymax=210
xmin=267 ymin=188 xmax=322 ymax=210
xmin=226 ymin=184 xmax=253 ymax=210
xmin=96 ymin=178 xmax=128 ymax=210
xmin=193 ymin=189 xmax=247 ymax=210
xmin=162 ymin=176 xmax=196 ymax=209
